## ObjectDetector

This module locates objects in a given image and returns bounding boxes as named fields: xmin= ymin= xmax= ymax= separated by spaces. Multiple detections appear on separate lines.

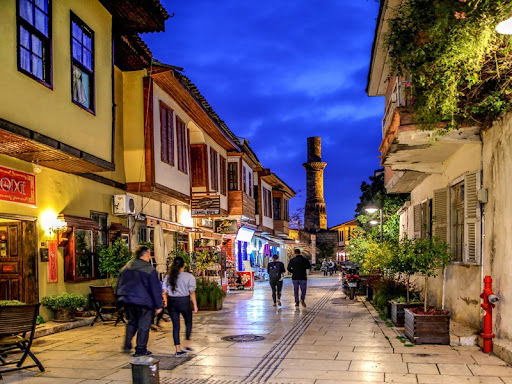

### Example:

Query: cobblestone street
xmin=1 ymin=276 xmax=510 ymax=384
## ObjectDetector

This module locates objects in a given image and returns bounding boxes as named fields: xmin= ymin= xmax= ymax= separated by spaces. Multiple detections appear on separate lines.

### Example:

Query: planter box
xmin=391 ymin=302 xmax=422 ymax=327
xmin=198 ymin=298 xmax=223 ymax=311
xmin=404 ymin=308 xmax=450 ymax=345
xmin=386 ymin=301 xmax=392 ymax=319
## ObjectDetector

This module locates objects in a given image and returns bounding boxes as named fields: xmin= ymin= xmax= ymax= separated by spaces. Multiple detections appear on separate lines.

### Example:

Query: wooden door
xmin=0 ymin=221 xmax=38 ymax=303
xmin=0 ymin=222 xmax=22 ymax=301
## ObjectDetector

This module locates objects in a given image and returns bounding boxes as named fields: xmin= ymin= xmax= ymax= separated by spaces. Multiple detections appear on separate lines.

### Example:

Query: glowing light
xmin=369 ymin=220 xmax=379 ymax=226
xmin=496 ymin=16 xmax=512 ymax=35
xmin=178 ymin=208 xmax=194 ymax=227
xmin=365 ymin=207 xmax=379 ymax=214
xmin=40 ymin=210 xmax=66 ymax=236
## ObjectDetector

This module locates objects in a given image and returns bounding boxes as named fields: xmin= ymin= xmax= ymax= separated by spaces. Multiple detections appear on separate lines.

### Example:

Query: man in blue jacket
xmin=116 ymin=246 xmax=163 ymax=357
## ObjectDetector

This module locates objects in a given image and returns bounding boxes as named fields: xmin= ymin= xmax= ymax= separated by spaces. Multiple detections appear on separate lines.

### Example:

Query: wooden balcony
xmin=228 ymin=190 xmax=256 ymax=220
xmin=274 ymin=219 xmax=290 ymax=237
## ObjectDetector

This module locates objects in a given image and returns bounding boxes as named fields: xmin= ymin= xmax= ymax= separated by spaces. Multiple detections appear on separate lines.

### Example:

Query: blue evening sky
xmin=143 ymin=0 xmax=383 ymax=227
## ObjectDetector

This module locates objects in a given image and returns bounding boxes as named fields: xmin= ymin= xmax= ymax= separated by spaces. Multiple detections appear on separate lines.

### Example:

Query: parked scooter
xmin=342 ymin=263 xmax=360 ymax=300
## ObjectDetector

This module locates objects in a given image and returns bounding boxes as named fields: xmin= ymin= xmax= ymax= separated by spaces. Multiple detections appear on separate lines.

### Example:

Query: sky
xmin=143 ymin=0 xmax=384 ymax=227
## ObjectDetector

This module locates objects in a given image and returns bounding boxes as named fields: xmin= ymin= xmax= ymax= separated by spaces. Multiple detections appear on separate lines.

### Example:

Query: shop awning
xmin=236 ymin=227 xmax=255 ymax=242
xmin=146 ymin=216 xmax=190 ymax=233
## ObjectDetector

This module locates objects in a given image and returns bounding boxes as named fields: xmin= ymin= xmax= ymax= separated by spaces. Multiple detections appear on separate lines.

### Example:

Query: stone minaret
xmin=303 ymin=137 xmax=327 ymax=232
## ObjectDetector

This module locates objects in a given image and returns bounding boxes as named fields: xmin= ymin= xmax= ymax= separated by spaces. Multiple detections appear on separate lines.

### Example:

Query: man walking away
xmin=268 ymin=254 xmax=286 ymax=307
xmin=287 ymin=249 xmax=312 ymax=307
xmin=116 ymin=246 xmax=163 ymax=357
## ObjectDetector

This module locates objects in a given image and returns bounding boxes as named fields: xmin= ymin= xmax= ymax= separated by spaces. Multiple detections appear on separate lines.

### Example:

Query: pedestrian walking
xmin=116 ymin=246 xmax=163 ymax=357
xmin=287 ymin=248 xmax=312 ymax=307
xmin=267 ymin=254 xmax=286 ymax=307
xmin=163 ymin=256 xmax=198 ymax=357
xmin=321 ymin=260 xmax=329 ymax=276
xmin=328 ymin=259 xmax=335 ymax=276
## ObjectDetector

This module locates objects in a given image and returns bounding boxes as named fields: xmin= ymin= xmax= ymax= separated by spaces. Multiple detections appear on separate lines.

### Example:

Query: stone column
xmin=303 ymin=137 xmax=327 ymax=232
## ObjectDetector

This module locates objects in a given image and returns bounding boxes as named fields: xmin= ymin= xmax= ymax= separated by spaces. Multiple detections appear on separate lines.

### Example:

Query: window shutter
xmin=433 ymin=188 xmax=449 ymax=243
xmin=413 ymin=204 xmax=421 ymax=238
xmin=160 ymin=105 xmax=168 ymax=163
xmin=464 ymin=172 xmax=481 ymax=264
xmin=168 ymin=109 xmax=175 ymax=166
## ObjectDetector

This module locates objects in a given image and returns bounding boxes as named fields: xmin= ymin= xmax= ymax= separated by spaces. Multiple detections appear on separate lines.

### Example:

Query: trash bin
xmin=131 ymin=356 xmax=159 ymax=384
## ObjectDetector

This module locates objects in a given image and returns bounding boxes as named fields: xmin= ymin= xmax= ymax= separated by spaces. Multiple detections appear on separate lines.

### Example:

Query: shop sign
xmin=47 ymin=240 xmax=58 ymax=283
xmin=191 ymin=194 xmax=221 ymax=216
xmin=214 ymin=219 xmax=238 ymax=234
xmin=0 ymin=166 xmax=36 ymax=206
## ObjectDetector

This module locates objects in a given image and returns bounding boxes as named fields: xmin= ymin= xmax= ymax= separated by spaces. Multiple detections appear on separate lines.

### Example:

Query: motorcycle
xmin=342 ymin=265 xmax=360 ymax=300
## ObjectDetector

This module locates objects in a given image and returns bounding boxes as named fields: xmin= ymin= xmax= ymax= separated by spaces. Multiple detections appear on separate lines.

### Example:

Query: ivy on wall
xmin=386 ymin=0 xmax=512 ymax=129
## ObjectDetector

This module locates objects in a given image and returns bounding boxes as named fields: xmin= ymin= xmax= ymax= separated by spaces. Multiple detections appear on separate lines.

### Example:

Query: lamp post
xmin=365 ymin=206 xmax=383 ymax=243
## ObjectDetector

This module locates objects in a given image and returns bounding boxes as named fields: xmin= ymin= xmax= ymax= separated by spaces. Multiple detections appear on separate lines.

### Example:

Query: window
xmin=263 ymin=187 xmax=272 ymax=218
xmin=17 ymin=0 xmax=52 ymax=85
xmin=273 ymin=197 xmax=282 ymax=220
xmin=176 ymin=117 xmax=188 ymax=173
xmin=283 ymin=199 xmax=289 ymax=221
xmin=159 ymin=103 xmax=174 ymax=166
xmin=340 ymin=231 xmax=344 ymax=242
xmin=90 ymin=211 xmax=108 ymax=248
xmin=209 ymin=147 xmax=219 ymax=192
xmin=219 ymin=156 xmax=227 ymax=196
xmin=242 ymin=167 xmax=247 ymax=194
xmin=248 ymin=172 xmax=253 ymax=197
xmin=228 ymin=162 xmax=238 ymax=191
xmin=451 ymin=182 xmax=465 ymax=262
xmin=71 ymin=13 xmax=94 ymax=112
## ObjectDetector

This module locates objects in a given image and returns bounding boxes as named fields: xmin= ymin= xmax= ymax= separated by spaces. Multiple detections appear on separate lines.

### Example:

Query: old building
xmin=0 ymin=0 xmax=169 ymax=310
xmin=366 ymin=0 xmax=512 ymax=351
xmin=329 ymin=219 xmax=358 ymax=261
xmin=303 ymin=137 xmax=327 ymax=232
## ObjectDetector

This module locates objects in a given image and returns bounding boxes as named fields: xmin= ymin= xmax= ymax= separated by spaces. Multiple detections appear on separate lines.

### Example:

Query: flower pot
xmin=390 ymin=302 xmax=422 ymax=327
xmin=404 ymin=308 xmax=450 ymax=345
xmin=53 ymin=308 xmax=76 ymax=322
xmin=198 ymin=298 xmax=223 ymax=311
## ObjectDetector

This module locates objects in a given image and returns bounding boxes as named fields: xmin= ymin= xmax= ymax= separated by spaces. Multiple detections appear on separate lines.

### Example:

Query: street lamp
xmin=365 ymin=206 xmax=383 ymax=242
xmin=496 ymin=16 xmax=512 ymax=35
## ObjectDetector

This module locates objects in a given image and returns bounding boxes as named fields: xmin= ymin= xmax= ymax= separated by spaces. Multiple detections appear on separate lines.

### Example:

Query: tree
xmin=289 ymin=208 xmax=304 ymax=230
xmin=316 ymin=240 xmax=335 ymax=262
xmin=98 ymin=239 xmax=132 ymax=285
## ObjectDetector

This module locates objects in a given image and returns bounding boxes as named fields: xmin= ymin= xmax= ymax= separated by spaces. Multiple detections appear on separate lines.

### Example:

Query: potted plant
xmin=195 ymin=278 xmax=226 ymax=311
xmin=97 ymin=238 xmax=132 ymax=286
xmin=404 ymin=238 xmax=452 ymax=344
xmin=389 ymin=238 xmax=422 ymax=326
xmin=42 ymin=293 xmax=88 ymax=322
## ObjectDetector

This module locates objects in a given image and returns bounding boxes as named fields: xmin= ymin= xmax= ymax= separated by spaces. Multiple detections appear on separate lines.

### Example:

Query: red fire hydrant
xmin=481 ymin=276 xmax=499 ymax=354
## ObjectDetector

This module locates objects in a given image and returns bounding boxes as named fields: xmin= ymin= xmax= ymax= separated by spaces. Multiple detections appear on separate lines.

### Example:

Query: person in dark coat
xmin=116 ymin=246 xmax=163 ymax=357
xmin=267 ymin=254 xmax=286 ymax=307
xmin=287 ymin=249 xmax=312 ymax=307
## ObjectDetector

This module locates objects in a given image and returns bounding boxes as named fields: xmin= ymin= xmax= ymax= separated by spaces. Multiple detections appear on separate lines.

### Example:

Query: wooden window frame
xmin=219 ymin=156 xmax=227 ymax=196
xmin=242 ymin=167 xmax=247 ymax=194
xmin=176 ymin=116 xmax=188 ymax=174
xmin=159 ymin=102 xmax=174 ymax=166
xmin=209 ymin=147 xmax=219 ymax=192
xmin=70 ymin=12 xmax=95 ymax=114
xmin=17 ymin=0 xmax=52 ymax=87
xmin=228 ymin=162 xmax=238 ymax=191
xmin=273 ymin=197 xmax=282 ymax=220
xmin=248 ymin=172 xmax=253 ymax=197
xmin=263 ymin=187 xmax=272 ymax=218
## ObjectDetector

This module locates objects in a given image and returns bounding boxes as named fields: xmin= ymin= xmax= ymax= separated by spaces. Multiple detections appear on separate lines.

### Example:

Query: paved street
xmin=2 ymin=276 xmax=510 ymax=384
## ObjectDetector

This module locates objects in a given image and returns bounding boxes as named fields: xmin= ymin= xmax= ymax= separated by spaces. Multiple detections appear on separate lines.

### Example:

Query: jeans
xmin=292 ymin=280 xmax=307 ymax=304
xmin=124 ymin=305 xmax=153 ymax=354
xmin=169 ymin=296 xmax=193 ymax=346
xmin=269 ymin=278 xmax=283 ymax=303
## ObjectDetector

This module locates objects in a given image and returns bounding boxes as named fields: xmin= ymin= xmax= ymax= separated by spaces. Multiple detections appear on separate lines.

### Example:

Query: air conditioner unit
xmin=113 ymin=194 xmax=136 ymax=215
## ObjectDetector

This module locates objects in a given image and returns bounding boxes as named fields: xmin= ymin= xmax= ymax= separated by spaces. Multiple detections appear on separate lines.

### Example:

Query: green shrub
xmin=0 ymin=300 xmax=25 ymax=306
xmin=195 ymin=278 xmax=226 ymax=307
xmin=372 ymin=279 xmax=408 ymax=311
xmin=98 ymin=239 xmax=132 ymax=283
xmin=41 ymin=293 xmax=88 ymax=311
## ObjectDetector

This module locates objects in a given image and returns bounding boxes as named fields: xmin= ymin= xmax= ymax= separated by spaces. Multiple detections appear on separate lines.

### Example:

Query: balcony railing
xmin=382 ymin=77 xmax=413 ymax=138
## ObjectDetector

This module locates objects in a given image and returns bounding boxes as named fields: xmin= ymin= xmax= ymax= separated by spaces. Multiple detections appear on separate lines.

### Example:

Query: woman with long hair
xmin=163 ymin=256 xmax=198 ymax=357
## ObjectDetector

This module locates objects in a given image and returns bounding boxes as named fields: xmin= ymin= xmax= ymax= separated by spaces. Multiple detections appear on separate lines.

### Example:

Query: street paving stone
xmin=2 ymin=276 xmax=511 ymax=384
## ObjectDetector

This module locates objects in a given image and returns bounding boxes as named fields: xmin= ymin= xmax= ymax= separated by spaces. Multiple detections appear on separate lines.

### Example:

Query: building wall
xmin=0 ymin=154 xmax=125 ymax=319
xmin=404 ymin=142 xmax=482 ymax=330
xmin=122 ymin=70 xmax=146 ymax=183
xmin=0 ymin=0 xmax=113 ymax=162
xmin=482 ymin=111 xmax=512 ymax=341
xmin=153 ymin=83 xmax=191 ymax=196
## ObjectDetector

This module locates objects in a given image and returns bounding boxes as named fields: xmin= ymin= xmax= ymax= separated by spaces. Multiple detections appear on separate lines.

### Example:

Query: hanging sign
xmin=191 ymin=194 xmax=221 ymax=216
xmin=214 ymin=219 xmax=238 ymax=234
xmin=0 ymin=166 xmax=36 ymax=206
xmin=47 ymin=240 xmax=58 ymax=283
